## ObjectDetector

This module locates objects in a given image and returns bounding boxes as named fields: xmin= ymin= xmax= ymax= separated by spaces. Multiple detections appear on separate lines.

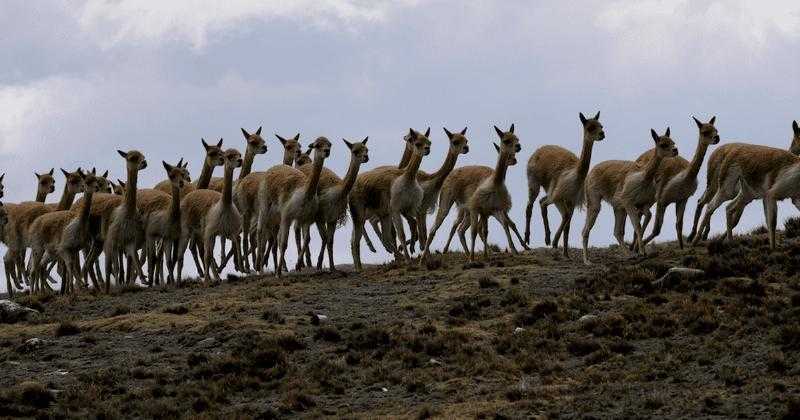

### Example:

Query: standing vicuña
xmin=525 ymin=112 xmax=604 ymax=256
xmin=582 ymin=128 xmax=678 ymax=265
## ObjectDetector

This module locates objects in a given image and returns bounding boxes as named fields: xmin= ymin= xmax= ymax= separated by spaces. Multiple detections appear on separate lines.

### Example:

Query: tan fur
xmin=154 ymin=138 xmax=222 ymax=196
xmin=582 ymin=129 xmax=678 ymax=264
xmin=34 ymin=169 xmax=56 ymax=203
xmin=524 ymin=112 xmax=604 ymax=256
xmin=635 ymin=117 xmax=720 ymax=248
xmin=233 ymin=133 xmax=302 ymax=271
xmin=349 ymin=129 xmax=431 ymax=269
xmin=102 ymin=150 xmax=148 ymax=291
xmin=255 ymin=137 xmax=331 ymax=276
xmin=200 ymin=148 xmax=243 ymax=282
xmin=144 ymin=160 xmax=191 ymax=284
xmin=691 ymin=120 xmax=800 ymax=244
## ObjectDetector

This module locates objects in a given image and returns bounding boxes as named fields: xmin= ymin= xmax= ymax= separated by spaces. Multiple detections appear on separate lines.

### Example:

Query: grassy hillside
xmin=2 ymin=226 xmax=800 ymax=418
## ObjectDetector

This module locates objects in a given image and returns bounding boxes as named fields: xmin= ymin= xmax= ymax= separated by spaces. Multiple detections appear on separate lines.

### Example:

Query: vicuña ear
xmin=256 ymin=126 xmax=262 ymax=135
xmin=407 ymin=128 xmax=417 ymax=140
xmin=443 ymin=127 xmax=454 ymax=139
xmin=34 ymin=172 xmax=40 ymax=179
xmin=293 ymin=133 xmax=300 ymax=141
xmin=593 ymin=111 xmax=600 ymax=120
xmin=91 ymin=167 xmax=97 ymax=175
xmin=709 ymin=116 xmax=716 ymax=125
xmin=241 ymin=128 xmax=250 ymax=138
xmin=509 ymin=123 xmax=515 ymax=133
xmin=117 ymin=150 xmax=127 ymax=158
xmin=494 ymin=125 xmax=504 ymax=138
xmin=651 ymin=129 xmax=659 ymax=142
xmin=493 ymin=143 xmax=500 ymax=153
xmin=275 ymin=134 xmax=287 ymax=145
xmin=216 ymin=138 xmax=223 ymax=148
xmin=460 ymin=127 xmax=468 ymax=135
xmin=48 ymin=168 xmax=54 ymax=175
xmin=424 ymin=127 xmax=431 ymax=138
xmin=794 ymin=120 xmax=800 ymax=135
xmin=163 ymin=161 xmax=172 ymax=171
xmin=201 ymin=138 xmax=209 ymax=150
xmin=579 ymin=112 xmax=587 ymax=126
xmin=343 ymin=139 xmax=353 ymax=149
xmin=362 ymin=136 xmax=369 ymax=144
xmin=692 ymin=116 xmax=703 ymax=129
xmin=102 ymin=170 xmax=108 ymax=178
xmin=177 ymin=158 xmax=184 ymax=167
xmin=61 ymin=168 xmax=69 ymax=177
xmin=665 ymin=127 xmax=671 ymax=137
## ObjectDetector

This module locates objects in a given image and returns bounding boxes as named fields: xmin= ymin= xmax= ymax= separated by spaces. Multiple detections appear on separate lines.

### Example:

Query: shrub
xmin=54 ymin=321 xmax=81 ymax=337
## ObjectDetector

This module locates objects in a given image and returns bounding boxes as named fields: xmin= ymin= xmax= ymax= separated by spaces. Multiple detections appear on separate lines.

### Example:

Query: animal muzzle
xmin=713 ymin=136 xmax=720 ymax=144
xmin=363 ymin=156 xmax=370 ymax=163
xmin=140 ymin=161 xmax=148 ymax=169
xmin=672 ymin=148 xmax=679 ymax=157
xmin=598 ymin=132 xmax=606 ymax=140
xmin=462 ymin=146 xmax=469 ymax=154
xmin=515 ymin=144 xmax=521 ymax=153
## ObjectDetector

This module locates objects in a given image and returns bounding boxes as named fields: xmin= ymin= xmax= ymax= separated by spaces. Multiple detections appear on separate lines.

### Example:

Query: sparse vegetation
xmin=2 ymin=236 xmax=800 ymax=417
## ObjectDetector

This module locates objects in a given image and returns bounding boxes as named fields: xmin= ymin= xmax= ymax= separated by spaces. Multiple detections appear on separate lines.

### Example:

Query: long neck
xmin=35 ymin=188 xmax=47 ymax=203
xmin=303 ymin=154 xmax=324 ymax=201
xmin=196 ymin=159 xmax=214 ymax=189
xmin=79 ymin=189 xmax=93 ymax=226
xmin=239 ymin=148 xmax=256 ymax=180
xmin=56 ymin=183 xmax=75 ymax=211
xmin=125 ymin=168 xmax=138 ymax=212
xmin=686 ymin=140 xmax=710 ymax=180
xmin=340 ymin=156 xmax=362 ymax=197
xmin=428 ymin=148 xmax=459 ymax=189
xmin=642 ymin=153 xmax=664 ymax=184
xmin=403 ymin=151 xmax=423 ymax=182
xmin=222 ymin=164 xmax=234 ymax=206
xmin=576 ymin=138 xmax=595 ymax=182
xmin=283 ymin=149 xmax=294 ymax=166
xmin=398 ymin=143 xmax=413 ymax=169
xmin=170 ymin=183 xmax=181 ymax=220
xmin=492 ymin=153 xmax=511 ymax=186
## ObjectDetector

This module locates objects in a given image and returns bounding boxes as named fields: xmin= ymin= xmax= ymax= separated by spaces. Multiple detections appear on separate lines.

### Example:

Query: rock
xmin=196 ymin=337 xmax=216 ymax=347
xmin=0 ymin=300 xmax=40 ymax=323
xmin=579 ymin=314 xmax=599 ymax=325
xmin=23 ymin=338 xmax=44 ymax=350
xmin=653 ymin=267 xmax=705 ymax=288
xmin=381 ymin=387 xmax=388 ymax=392
xmin=429 ymin=358 xmax=442 ymax=365
xmin=513 ymin=327 xmax=525 ymax=335
xmin=310 ymin=313 xmax=328 ymax=325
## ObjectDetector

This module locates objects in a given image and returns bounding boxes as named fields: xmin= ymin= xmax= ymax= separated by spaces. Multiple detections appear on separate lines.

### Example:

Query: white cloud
xmin=596 ymin=0 xmax=800 ymax=57
xmin=76 ymin=0 xmax=418 ymax=49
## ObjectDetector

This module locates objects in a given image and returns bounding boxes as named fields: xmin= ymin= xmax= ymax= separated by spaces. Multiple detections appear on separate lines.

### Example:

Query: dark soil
xmin=2 ymin=230 xmax=800 ymax=418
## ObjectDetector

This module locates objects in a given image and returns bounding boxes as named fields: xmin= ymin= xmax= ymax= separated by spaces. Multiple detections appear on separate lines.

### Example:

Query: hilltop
xmin=1 ymin=225 xmax=800 ymax=418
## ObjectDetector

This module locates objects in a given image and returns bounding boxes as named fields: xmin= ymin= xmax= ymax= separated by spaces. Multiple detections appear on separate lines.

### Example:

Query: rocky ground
xmin=2 ymin=223 xmax=800 ymax=419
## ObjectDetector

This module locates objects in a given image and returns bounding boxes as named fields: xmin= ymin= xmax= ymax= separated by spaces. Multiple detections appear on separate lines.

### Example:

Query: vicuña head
xmin=494 ymin=124 xmax=521 ymax=155
xmin=81 ymin=170 xmax=101 ymax=195
xmin=224 ymin=148 xmax=244 ymax=168
xmin=343 ymin=137 xmax=369 ymax=163
xmin=407 ymin=128 xmax=431 ymax=156
xmin=579 ymin=111 xmax=605 ymax=142
xmin=693 ymin=116 xmax=720 ymax=147
xmin=89 ymin=167 xmax=111 ymax=193
xmin=276 ymin=133 xmax=302 ymax=164
xmin=443 ymin=127 xmax=469 ymax=155
xmin=651 ymin=128 xmax=679 ymax=158
xmin=117 ymin=150 xmax=148 ymax=171
xmin=242 ymin=127 xmax=268 ymax=155
xmin=202 ymin=138 xmax=225 ymax=167
xmin=295 ymin=147 xmax=313 ymax=166
xmin=35 ymin=168 xmax=56 ymax=196
xmin=162 ymin=159 xmax=191 ymax=189
xmin=62 ymin=168 xmax=85 ymax=195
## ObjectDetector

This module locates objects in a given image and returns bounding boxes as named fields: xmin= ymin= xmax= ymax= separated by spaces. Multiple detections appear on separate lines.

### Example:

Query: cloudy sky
xmin=1 ymin=0 xmax=799 ymax=289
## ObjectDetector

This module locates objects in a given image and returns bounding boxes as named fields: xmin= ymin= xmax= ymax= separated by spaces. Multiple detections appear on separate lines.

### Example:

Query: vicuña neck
xmin=303 ymin=154 xmax=324 ymax=202
xmin=403 ymin=151 xmax=423 ymax=182
xmin=222 ymin=164 xmax=235 ymax=206
xmin=576 ymin=138 xmax=595 ymax=182
xmin=239 ymin=148 xmax=256 ymax=180
xmin=35 ymin=189 xmax=47 ymax=203
xmin=492 ymin=152 xmax=511 ymax=186
xmin=57 ymin=184 xmax=76 ymax=211
xmin=196 ymin=159 xmax=215 ymax=189
xmin=283 ymin=150 xmax=294 ymax=166
xmin=686 ymin=141 xmax=710 ymax=180
xmin=427 ymin=148 xmax=460 ymax=189
xmin=79 ymin=189 xmax=94 ymax=227
xmin=340 ymin=156 xmax=362 ymax=198
xmin=398 ymin=143 xmax=413 ymax=169
xmin=170 ymin=183 xmax=181 ymax=220
xmin=125 ymin=168 xmax=138 ymax=212
xmin=643 ymin=153 xmax=664 ymax=184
